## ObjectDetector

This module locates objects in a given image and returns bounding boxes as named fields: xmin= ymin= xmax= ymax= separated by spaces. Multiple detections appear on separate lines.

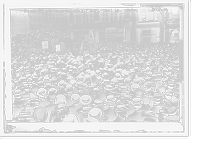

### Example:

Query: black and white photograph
xmin=1 ymin=0 xmax=190 ymax=137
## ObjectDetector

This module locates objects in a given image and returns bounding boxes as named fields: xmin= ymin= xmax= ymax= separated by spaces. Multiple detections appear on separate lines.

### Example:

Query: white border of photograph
xmin=0 ymin=0 xmax=190 ymax=137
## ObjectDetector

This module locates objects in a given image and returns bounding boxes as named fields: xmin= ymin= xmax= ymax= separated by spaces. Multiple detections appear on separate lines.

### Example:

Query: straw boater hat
xmin=161 ymin=101 xmax=173 ymax=109
xmin=27 ymin=94 xmax=39 ymax=103
xmin=142 ymin=111 xmax=157 ymax=119
xmin=58 ymin=80 xmax=66 ymax=88
xmin=144 ymin=88 xmax=155 ymax=95
xmin=37 ymin=88 xmax=47 ymax=98
xmin=165 ymin=80 xmax=176 ymax=87
xmin=54 ymin=94 xmax=67 ymax=106
xmin=44 ymin=82 xmax=52 ymax=89
xmin=43 ymin=76 xmax=49 ymax=83
xmin=167 ymin=106 xmax=177 ymax=115
xmin=75 ymin=81 xmax=87 ymax=89
xmin=102 ymin=79 xmax=111 ymax=85
xmin=92 ymin=87 xmax=101 ymax=94
xmin=65 ymin=83 xmax=74 ymax=94
xmin=166 ymin=115 xmax=180 ymax=122
xmin=33 ymin=106 xmax=48 ymax=122
xmin=37 ymin=81 xmax=44 ymax=87
xmin=120 ymin=85 xmax=130 ymax=93
xmin=88 ymin=108 xmax=103 ymax=120
xmin=156 ymin=109 xmax=169 ymax=117
xmin=163 ymin=71 xmax=173 ymax=78
xmin=143 ymin=81 xmax=156 ymax=88
xmin=83 ymin=116 xmax=99 ymax=122
xmin=117 ymin=77 xmax=124 ymax=85
xmin=131 ymin=83 xmax=140 ymax=91
xmin=102 ymin=72 xmax=109 ymax=79
xmin=86 ymin=83 xmax=97 ymax=91
xmin=121 ymin=94 xmax=133 ymax=102
xmin=92 ymin=100 xmax=106 ymax=107
xmin=16 ymin=112 xmax=33 ymax=119
xmin=115 ymin=104 xmax=128 ymax=112
xmin=50 ymin=77 xmax=58 ymax=85
xmin=56 ymin=104 xmax=68 ymax=112
xmin=163 ymin=89 xmax=174 ymax=97
xmin=70 ymin=93 xmax=80 ymax=104
xmin=149 ymin=92 xmax=164 ymax=102
xmin=80 ymin=94 xmax=92 ymax=105
xmin=105 ymin=95 xmax=117 ymax=104
xmin=47 ymin=87 xmax=58 ymax=94
xmin=13 ymin=89 xmax=23 ymax=98
xmin=40 ymin=70 xmax=46 ymax=76
xmin=131 ymin=97 xmax=144 ymax=106
xmin=111 ymin=88 xmax=121 ymax=97
xmin=20 ymin=77 xmax=27 ymax=84
xmin=95 ymin=70 xmax=101 ymax=76
xmin=104 ymin=85 xmax=113 ymax=93
xmin=80 ymin=106 xmax=92 ymax=114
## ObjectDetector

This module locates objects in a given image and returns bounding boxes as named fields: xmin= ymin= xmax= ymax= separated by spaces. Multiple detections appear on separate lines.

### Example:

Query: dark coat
xmin=39 ymin=99 xmax=50 ymax=107
xmin=69 ymin=103 xmax=82 ymax=116
xmin=104 ymin=107 xmax=117 ymax=122
xmin=45 ymin=103 xmax=56 ymax=121
xmin=113 ymin=116 xmax=127 ymax=122
xmin=75 ymin=107 xmax=84 ymax=122
xmin=13 ymin=105 xmax=22 ymax=117
xmin=150 ymin=105 xmax=162 ymax=114
xmin=126 ymin=104 xmax=135 ymax=117
xmin=127 ymin=110 xmax=144 ymax=122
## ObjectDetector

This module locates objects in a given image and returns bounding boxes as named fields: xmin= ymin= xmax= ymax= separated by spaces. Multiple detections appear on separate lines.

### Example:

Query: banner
xmin=56 ymin=45 xmax=61 ymax=52
xmin=42 ymin=41 xmax=48 ymax=49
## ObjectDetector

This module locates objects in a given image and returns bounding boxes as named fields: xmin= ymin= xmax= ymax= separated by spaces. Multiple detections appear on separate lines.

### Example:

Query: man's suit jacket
xmin=69 ymin=103 xmax=82 ymax=116
xmin=45 ymin=103 xmax=56 ymax=121
xmin=127 ymin=110 xmax=144 ymax=122
xmin=126 ymin=104 xmax=135 ymax=117
xmin=112 ymin=116 xmax=127 ymax=122
xmin=150 ymin=105 xmax=162 ymax=114
xmin=38 ymin=99 xmax=50 ymax=107
xmin=104 ymin=107 xmax=117 ymax=122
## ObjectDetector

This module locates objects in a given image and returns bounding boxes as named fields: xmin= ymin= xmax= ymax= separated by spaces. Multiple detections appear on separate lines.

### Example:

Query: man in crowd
xmin=12 ymin=43 xmax=180 ymax=122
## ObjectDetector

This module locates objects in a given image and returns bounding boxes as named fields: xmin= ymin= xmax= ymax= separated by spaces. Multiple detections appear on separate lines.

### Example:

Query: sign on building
xmin=42 ymin=41 xmax=48 ymax=49
xmin=55 ymin=44 xmax=61 ymax=52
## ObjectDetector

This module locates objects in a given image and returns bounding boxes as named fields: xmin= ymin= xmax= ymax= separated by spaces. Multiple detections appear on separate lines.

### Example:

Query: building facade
xmin=21 ymin=7 xmax=180 ymax=43
xmin=10 ymin=10 xmax=29 ymax=37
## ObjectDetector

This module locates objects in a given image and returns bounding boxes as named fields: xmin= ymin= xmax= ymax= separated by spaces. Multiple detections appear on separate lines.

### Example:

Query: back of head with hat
xmin=80 ymin=94 xmax=92 ymax=105
xmin=115 ymin=104 xmax=128 ymax=112
xmin=105 ymin=95 xmax=117 ymax=104
xmin=149 ymin=92 xmax=163 ymax=103
xmin=88 ymin=107 xmax=103 ymax=121
xmin=37 ymin=87 xmax=47 ymax=97
xmin=142 ymin=111 xmax=157 ymax=122
xmin=54 ymin=94 xmax=67 ymax=106
xmin=13 ymin=89 xmax=23 ymax=98
xmin=70 ymin=93 xmax=80 ymax=104
xmin=33 ymin=106 xmax=48 ymax=122
xmin=131 ymin=97 xmax=144 ymax=107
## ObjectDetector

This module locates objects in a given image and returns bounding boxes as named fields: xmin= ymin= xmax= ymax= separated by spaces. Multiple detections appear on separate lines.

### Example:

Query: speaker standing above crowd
xmin=11 ymin=29 xmax=181 ymax=123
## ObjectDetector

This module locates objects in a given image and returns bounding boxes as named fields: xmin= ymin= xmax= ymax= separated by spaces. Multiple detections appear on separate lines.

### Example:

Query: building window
xmin=108 ymin=11 xmax=117 ymax=22
xmin=74 ymin=13 xmax=81 ymax=24
xmin=64 ymin=14 xmax=69 ymax=26
xmin=117 ymin=10 xmax=125 ymax=21
xmin=82 ymin=13 xmax=88 ymax=24
xmin=139 ymin=9 xmax=157 ymax=22
xmin=88 ymin=13 xmax=94 ymax=23
xmin=100 ymin=12 xmax=108 ymax=22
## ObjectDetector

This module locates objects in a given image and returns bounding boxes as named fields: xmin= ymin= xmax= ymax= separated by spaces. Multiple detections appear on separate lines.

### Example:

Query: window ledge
xmin=138 ymin=20 xmax=159 ymax=24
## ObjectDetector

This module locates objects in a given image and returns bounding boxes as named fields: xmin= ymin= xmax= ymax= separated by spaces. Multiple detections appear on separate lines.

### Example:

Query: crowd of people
xmin=11 ymin=30 xmax=181 ymax=123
